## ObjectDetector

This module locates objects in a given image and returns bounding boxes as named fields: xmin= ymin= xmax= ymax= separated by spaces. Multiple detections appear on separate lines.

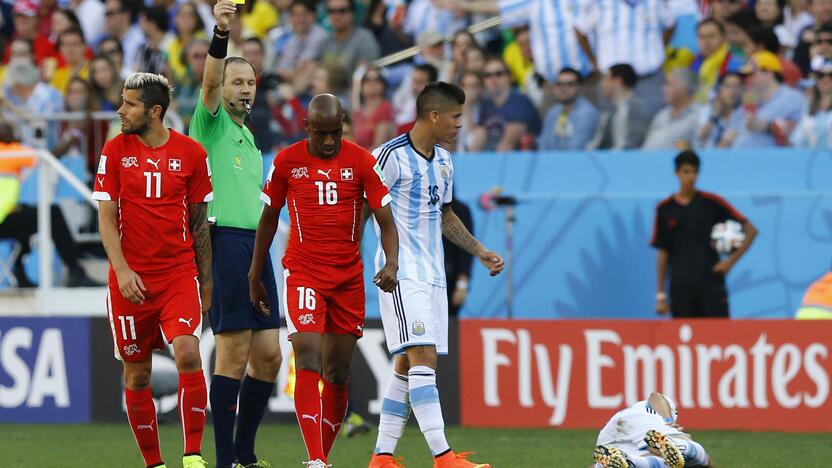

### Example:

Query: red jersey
xmin=261 ymin=139 xmax=390 ymax=275
xmin=92 ymin=130 xmax=213 ymax=277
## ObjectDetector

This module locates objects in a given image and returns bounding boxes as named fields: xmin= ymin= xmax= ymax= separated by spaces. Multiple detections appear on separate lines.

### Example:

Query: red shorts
xmin=281 ymin=266 xmax=365 ymax=337
xmin=106 ymin=272 xmax=203 ymax=362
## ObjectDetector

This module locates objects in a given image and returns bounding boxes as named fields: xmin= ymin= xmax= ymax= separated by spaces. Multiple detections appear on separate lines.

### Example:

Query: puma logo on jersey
xmin=322 ymin=418 xmax=341 ymax=432
xmin=179 ymin=317 xmax=193 ymax=327
xmin=317 ymin=169 xmax=332 ymax=180
xmin=97 ymin=177 xmax=105 ymax=187
xmin=136 ymin=424 xmax=155 ymax=431
xmin=302 ymin=413 xmax=319 ymax=424
xmin=191 ymin=407 xmax=206 ymax=415
xmin=147 ymin=158 xmax=160 ymax=169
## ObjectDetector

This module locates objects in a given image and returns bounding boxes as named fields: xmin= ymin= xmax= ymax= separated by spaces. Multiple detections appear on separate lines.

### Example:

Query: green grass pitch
xmin=3 ymin=423 xmax=829 ymax=467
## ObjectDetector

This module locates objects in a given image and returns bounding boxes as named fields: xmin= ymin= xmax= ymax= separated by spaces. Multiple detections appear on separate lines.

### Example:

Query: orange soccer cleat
xmin=368 ymin=453 xmax=406 ymax=468
xmin=433 ymin=451 xmax=491 ymax=468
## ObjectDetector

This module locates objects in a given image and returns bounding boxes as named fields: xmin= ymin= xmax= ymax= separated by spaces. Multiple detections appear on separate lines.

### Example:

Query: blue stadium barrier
xmin=6 ymin=148 xmax=829 ymax=322
xmin=344 ymin=148 xmax=832 ymax=319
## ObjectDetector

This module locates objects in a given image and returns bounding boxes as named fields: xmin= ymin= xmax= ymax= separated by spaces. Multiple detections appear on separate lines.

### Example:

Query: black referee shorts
xmin=209 ymin=226 xmax=281 ymax=333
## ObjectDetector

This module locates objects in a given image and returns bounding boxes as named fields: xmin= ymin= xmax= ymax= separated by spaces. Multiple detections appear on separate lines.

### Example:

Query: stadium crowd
xmin=2 ymin=0 xmax=832 ymax=168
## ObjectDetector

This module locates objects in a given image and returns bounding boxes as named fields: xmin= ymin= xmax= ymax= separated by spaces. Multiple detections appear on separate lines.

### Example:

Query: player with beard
xmin=93 ymin=72 xmax=213 ymax=468
xmin=188 ymin=2 xmax=282 ymax=467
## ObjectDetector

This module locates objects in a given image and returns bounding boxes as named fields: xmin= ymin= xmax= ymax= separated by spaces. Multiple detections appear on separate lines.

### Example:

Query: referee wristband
xmin=209 ymin=26 xmax=230 ymax=59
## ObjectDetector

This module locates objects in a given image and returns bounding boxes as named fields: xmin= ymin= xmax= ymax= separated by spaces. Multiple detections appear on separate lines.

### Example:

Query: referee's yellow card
xmin=233 ymin=0 xmax=245 ymax=4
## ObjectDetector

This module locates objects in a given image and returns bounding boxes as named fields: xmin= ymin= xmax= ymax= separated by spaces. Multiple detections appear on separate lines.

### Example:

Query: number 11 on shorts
xmin=118 ymin=315 xmax=137 ymax=340
xmin=297 ymin=287 xmax=316 ymax=310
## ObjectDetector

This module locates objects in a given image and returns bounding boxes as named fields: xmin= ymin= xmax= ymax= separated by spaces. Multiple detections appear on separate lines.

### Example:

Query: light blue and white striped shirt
xmin=499 ymin=0 xmax=591 ymax=80
xmin=404 ymin=0 xmax=469 ymax=40
xmin=372 ymin=134 xmax=454 ymax=287
xmin=576 ymin=0 xmax=677 ymax=76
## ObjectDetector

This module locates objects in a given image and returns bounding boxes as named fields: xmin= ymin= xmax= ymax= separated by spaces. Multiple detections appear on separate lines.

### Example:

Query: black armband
xmin=209 ymin=26 xmax=230 ymax=59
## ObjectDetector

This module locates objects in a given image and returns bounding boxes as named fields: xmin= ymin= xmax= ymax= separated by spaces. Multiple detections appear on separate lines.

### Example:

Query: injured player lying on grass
xmin=591 ymin=392 xmax=714 ymax=468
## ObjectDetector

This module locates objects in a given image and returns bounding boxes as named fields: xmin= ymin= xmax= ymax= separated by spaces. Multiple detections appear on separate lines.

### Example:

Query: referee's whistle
xmin=242 ymin=99 xmax=252 ymax=113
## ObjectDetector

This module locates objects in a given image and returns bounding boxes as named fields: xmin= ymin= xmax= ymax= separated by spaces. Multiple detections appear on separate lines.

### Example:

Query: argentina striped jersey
xmin=575 ymin=0 xmax=677 ymax=75
xmin=372 ymin=134 xmax=454 ymax=287
xmin=499 ymin=0 xmax=591 ymax=80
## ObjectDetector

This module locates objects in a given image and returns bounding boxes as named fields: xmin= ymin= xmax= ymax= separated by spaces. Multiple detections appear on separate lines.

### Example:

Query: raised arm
xmin=99 ymin=200 xmax=146 ymax=304
xmin=202 ymin=0 xmax=237 ymax=113
xmin=575 ymin=29 xmax=598 ymax=73
xmin=248 ymin=204 xmax=280 ymax=315
xmin=371 ymin=203 xmax=399 ymax=292
xmin=447 ymin=0 xmax=500 ymax=15
xmin=189 ymin=202 xmax=212 ymax=313
xmin=442 ymin=204 xmax=504 ymax=276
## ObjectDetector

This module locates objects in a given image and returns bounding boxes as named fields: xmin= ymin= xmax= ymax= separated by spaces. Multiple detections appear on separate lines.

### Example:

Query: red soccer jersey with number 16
xmin=261 ymin=139 xmax=390 ymax=278
xmin=92 ymin=130 xmax=213 ymax=278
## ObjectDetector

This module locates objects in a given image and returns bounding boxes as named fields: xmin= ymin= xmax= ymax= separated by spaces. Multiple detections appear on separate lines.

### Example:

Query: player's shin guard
xmin=125 ymin=386 xmax=163 ymax=467
xmin=295 ymin=369 xmax=326 ymax=462
xmin=673 ymin=438 xmax=710 ymax=467
xmin=321 ymin=378 xmax=349 ymax=457
xmin=235 ymin=375 xmax=275 ymax=465
xmin=178 ymin=370 xmax=207 ymax=455
xmin=408 ymin=366 xmax=450 ymax=456
xmin=374 ymin=372 xmax=410 ymax=455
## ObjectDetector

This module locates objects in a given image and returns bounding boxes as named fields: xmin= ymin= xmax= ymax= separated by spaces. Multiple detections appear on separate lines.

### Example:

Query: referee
xmin=189 ymin=2 xmax=281 ymax=467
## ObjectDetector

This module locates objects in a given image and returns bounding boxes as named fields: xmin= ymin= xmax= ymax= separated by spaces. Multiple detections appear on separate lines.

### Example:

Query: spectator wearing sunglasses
xmin=100 ymin=0 xmax=145 ymax=76
xmin=470 ymin=57 xmax=540 ymax=152
xmin=318 ymin=0 xmax=380 ymax=73
xmin=791 ymin=59 xmax=832 ymax=148
xmin=733 ymin=51 xmax=806 ymax=148
xmin=793 ymin=0 xmax=832 ymax=73
xmin=539 ymin=68 xmax=598 ymax=150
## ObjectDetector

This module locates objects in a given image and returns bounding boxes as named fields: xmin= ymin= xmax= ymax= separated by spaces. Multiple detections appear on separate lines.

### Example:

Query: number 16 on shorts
xmin=285 ymin=284 xmax=325 ymax=335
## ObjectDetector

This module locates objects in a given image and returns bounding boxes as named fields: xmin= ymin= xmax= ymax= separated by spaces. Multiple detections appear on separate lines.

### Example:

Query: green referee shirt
xmin=189 ymin=92 xmax=263 ymax=230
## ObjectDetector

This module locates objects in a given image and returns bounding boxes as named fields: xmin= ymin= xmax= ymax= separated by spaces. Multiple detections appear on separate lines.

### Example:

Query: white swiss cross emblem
xmin=169 ymin=159 xmax=182 ymax=172
xmin=340 ymin=168 xmax=353 ymax=181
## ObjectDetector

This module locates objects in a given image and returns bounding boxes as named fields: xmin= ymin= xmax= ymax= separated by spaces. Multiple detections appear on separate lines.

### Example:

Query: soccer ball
xmin=711 ymin=220 xmax=745 ymax=255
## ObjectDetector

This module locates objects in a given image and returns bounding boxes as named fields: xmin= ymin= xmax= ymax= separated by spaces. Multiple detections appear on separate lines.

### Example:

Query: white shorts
xmin=379 ymin=279 xmax=448 ymax=355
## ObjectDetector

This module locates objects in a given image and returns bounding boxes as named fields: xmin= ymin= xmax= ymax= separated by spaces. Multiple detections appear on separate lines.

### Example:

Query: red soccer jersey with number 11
xmin=261 ymin=139 xmax=390 ymax=278
xmin=92 ymin=130 xmax=213 ymax=278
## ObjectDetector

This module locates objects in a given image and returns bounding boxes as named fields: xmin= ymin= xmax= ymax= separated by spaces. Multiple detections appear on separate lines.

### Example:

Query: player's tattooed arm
xmin=443 ymin=205 xmax=505 ymax=277
xmin=189 ymin=202 xmax=213 ymax=311
xmin=442 ymin=204 xmax=483 ymax=255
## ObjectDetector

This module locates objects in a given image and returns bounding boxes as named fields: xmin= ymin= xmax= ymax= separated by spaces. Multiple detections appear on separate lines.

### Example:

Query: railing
xmin=0 ymin=148 xmax=98 ymax=295
xmin=372 ymin=16 xmax=503 ymax=68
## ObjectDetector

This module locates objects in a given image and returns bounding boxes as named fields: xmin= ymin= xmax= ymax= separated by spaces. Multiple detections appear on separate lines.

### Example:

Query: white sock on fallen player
xmin=628 ymin=455 xmax=670 ymax=468
xmin=408 ymin=366 xmax=450 ymax=456
xmin=673 ymin=438 xmax=710 ymax=467
xmin=374 ymin=372 xmax=411 ymax=455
